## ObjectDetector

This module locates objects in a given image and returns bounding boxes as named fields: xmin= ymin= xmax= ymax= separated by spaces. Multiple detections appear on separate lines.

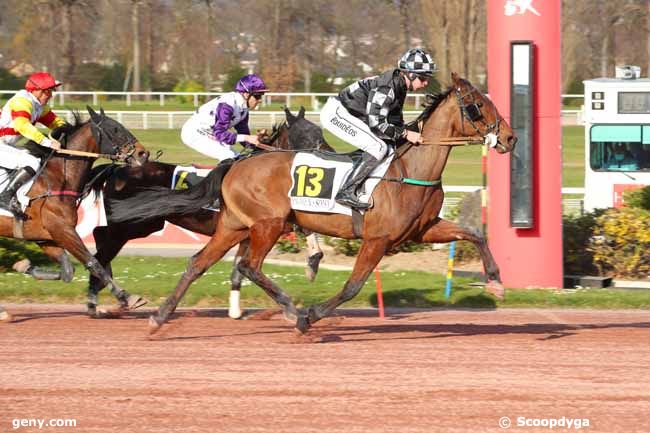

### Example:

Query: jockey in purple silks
xmin=181 ymin=74 xmax=274 ymax=319
xmin=181 ymin=74 xmax=269 ymax=161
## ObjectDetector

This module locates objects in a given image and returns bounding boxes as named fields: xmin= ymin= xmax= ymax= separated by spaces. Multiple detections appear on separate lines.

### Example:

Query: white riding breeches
xmin=181 ymin=117 xmax=239 ymax=161
xmin=0 ymin=143 xmax=40 ymax=171
xmin=320 ymin=97 xmax=388 ymax=160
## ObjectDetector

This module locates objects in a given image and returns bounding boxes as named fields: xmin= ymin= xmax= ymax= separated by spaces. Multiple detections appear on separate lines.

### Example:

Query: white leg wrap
xmin=305 ymin=233 xmax=322 ymax=257
xmin=228 ymin=290 xmax=242 ymax=319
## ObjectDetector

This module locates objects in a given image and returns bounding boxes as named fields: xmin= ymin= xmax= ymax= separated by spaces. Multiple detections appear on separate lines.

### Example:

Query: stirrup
xmin=335 ymin=193 xmax=371 ymax=210
xmin=0 ymin=201 xmax=25 ymax=219
xmin=8 ymin=198 xmax=27 ymax=220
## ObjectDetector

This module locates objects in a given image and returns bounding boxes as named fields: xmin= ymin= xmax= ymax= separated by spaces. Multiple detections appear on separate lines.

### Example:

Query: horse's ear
xmin=87 ymin=105 xmax=101 ymax=122
xmin=100 ymin=107 xmax=106 ymax=117
xmin=284 ymin=106 xmax=296 ymax=126
xmin=298 ymin=106 xmax=305 ymax=119
xmin=451 ymin=72 xmax=461 ymax=86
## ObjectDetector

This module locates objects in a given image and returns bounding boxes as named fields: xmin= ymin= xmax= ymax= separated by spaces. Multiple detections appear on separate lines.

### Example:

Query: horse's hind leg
xmin=152 ymin=227 xmax=249 ymax=333
xmin=297 ymin=237 xmax=389 ymax=333
xmin=228 ymin=240 xmax=249 ymax=319
xmin=417 ymin=217 xmax=504 ymax=299
xmin=304 ymin=232 xmax=323 ymax=282
xmin=236 ymin=218 xmax=299 ymax=323
xmin=12 ymin=244 xmax=74 ymax=282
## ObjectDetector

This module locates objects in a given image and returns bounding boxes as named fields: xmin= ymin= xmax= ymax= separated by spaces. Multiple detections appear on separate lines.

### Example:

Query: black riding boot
xmin=335 ymin=153 xmax=381 ymax=210
xmin=0 ymin=167 xmax=36 ymax=218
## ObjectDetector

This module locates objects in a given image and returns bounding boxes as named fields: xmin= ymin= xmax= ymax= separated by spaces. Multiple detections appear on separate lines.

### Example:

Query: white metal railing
xmin=0 ymin=90 xmax=586 ymax=111
xmin=52 ymin=109 xmax=584 ymax=131
xmin=441 ymin=186 xmax=585 ymax=216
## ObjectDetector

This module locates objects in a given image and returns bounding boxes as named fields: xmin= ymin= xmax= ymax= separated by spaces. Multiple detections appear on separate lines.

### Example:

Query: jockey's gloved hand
xmin=41 ymin=137 xmax=62 ymax=150
xmin=404 ymin=130 xmax=422 ymax=145
xmin=244 ymin=134 xmax=260 ymax=147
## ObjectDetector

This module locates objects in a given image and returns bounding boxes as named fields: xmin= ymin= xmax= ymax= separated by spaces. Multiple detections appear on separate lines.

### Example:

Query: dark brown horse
xmin=110 ymin=73 xmax=517 ymax=334
xmin=0 ymin=107 xmax=149 ymax=323
xmin=85 ymin=107 xmax=331 ymax=318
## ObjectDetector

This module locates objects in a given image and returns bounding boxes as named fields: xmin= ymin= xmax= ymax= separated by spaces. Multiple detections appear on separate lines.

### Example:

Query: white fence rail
xmin=54 ymin=109 xmax=584 ymax=131
xmin=0 ymin=90 xmax=585 ymax=111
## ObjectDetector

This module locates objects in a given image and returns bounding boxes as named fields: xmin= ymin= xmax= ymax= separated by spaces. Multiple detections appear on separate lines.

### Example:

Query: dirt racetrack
xmin=1 ymin=305 xmax=649 ymax=433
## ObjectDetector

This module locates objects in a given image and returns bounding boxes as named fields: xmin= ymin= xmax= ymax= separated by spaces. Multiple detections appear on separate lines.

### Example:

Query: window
xmin=590 ymin=125 xmax=650 ymax=172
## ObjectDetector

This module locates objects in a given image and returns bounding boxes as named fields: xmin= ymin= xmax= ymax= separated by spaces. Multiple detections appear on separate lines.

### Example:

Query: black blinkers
xmin=87 ymin=106 xmax=137 ymax=157
xmin=464 ymin=102 xmax=483 ymax=122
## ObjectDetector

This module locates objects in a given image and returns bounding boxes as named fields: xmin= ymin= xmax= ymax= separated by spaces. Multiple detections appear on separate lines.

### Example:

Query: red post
xmin=486 ymin=0 xmax=563 ymax=288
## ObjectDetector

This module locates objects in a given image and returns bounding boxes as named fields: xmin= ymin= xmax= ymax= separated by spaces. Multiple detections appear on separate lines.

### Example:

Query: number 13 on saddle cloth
xmin=288 ymin=150 xmax=393 ymax=215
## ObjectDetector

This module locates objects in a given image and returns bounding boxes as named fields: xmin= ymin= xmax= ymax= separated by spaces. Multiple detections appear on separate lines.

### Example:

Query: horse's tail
xmin=108 ymin=163 xmax=231 ymax=223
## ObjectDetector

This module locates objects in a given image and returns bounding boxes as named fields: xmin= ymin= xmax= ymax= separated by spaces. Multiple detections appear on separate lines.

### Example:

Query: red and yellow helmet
xmin=25 ymin=72 xmax=62 ymax=91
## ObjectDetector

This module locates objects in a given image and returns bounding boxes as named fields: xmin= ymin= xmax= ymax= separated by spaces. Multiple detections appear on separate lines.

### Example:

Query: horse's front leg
xmin=0 ymin=304 xmax=12 ymax=323
xmin=47 ymin=221 xmax=143 ymax=313
xmin=297 ymin=237 xmax=390 ymax=334
xmin=416 ymin=217 xmax=504 ymax=299
xmin=152 ymin=226 xmax=249 ymax=334
xmin=88 ymin=223 xmax=157 ymax=315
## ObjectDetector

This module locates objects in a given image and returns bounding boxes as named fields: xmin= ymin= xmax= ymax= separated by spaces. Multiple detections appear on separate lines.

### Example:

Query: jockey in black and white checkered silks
xmin=320 ymin=48 xmax=438 ymax=209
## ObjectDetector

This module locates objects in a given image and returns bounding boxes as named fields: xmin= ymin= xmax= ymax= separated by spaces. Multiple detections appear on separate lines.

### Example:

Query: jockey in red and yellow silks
xmin=0 ymin=71 xmax=66 ymax=217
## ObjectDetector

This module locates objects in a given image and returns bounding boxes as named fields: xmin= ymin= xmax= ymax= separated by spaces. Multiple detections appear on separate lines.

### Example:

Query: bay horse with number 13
xmin=86 ymin=107 xmax=331 ymax=318
xmin=109 ymin=73 xmax=517 ymax=335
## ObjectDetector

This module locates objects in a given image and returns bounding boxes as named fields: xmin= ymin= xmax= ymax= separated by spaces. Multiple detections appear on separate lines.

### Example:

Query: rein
xmin=28 ymin=119 xmax=135 ymax=208
xmin=380 ymin=92 xmax=497 ymax=187
xmin=48 ymin=133 xmax=124 ymax=161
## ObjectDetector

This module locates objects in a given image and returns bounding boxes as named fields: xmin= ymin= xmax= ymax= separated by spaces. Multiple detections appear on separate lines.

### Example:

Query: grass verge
xmin=1 ymin=256 xmax=648 ymax=310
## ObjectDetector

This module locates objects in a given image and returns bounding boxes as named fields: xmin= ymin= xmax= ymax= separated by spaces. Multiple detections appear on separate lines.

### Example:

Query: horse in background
xmin=85 ymin=107 xmax=332 ymax=318
xmin=0 ymin=107 xmax=150 ymax=323
xmin=109 ymin=73 xmax=517 ymax=335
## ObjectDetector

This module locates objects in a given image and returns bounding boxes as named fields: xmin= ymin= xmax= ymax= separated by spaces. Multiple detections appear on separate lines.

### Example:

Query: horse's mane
xmin=413 ymin=86 xmax=455 ymax=124
xmin=23 ymin=111 xmax=88 ymax=158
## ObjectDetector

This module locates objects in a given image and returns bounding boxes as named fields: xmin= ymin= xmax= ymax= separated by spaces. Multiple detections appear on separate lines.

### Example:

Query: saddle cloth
xmin=171 ymin=165 xmax=213 ymax=190
xmin=0 ymin=169 xmax=35 ymax=217
xmin=172 ymin=165 xmax=219 ymax=211
xmin=288 ymin=150 xmax=393 ymax=216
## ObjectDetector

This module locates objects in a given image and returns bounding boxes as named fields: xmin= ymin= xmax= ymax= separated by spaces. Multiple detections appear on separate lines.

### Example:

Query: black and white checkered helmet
xmin=397 ymin=48 xmax=437 ymax=76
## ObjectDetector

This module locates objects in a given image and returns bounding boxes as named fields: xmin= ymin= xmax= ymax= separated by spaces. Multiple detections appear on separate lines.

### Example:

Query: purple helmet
xmin=235 ymin=74 xmax=269 ymax=94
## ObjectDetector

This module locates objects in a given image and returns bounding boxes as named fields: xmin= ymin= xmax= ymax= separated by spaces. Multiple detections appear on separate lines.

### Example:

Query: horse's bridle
xmin=89 ymin=117 xmax=138 ymax=162
xmin=455 ymin=85 xmax=501 ymax=139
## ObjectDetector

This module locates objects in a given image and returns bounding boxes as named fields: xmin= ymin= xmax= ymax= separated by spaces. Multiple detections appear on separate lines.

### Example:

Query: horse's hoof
xmin=228 ymin=308 xmax=243 ymax=320
xmin=295 ymin=314 xmax=311 ymax=334
xmin=12 ymin=259 xmax=31 ymax=274
xmin=87 ymin=305 xmax=97 ymax=317
xmin=93 ymin=308 xmax=123 ymax=319
xmin=126 ymin=294 xmax=148 ymax=310
xmin=0 ymin=310 xmax=13 ymax=323
xmin=148 ymin=315 xmax=164 ymax=335
xmin=305 ymin=252 xmax=324 ymax=282
xmin=283 ymin=307 xmax=298 ymax=323
xmin=485 ymin=280 xmax=505 ymax=300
